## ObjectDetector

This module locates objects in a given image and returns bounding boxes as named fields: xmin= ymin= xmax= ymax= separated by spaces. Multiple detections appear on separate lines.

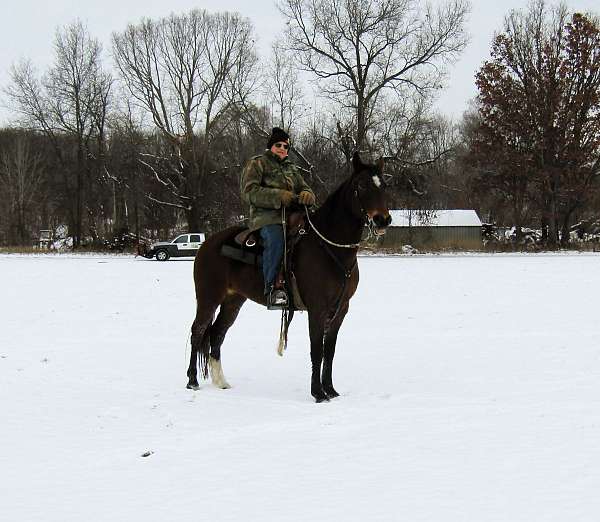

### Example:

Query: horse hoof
xmin=186 ymin=383 xmax=200 ymax=391
xmin=313 ymin=394 xmax=330 ymax=403
xmin=325 ymin=388 xmax=340 ymax=398
xmin=218 ymin=382 xmax=231 ymax=390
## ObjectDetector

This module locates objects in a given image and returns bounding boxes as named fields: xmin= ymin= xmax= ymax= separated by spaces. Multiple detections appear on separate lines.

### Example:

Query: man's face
xmin=270 ymin=140 xmax=289 ymax=160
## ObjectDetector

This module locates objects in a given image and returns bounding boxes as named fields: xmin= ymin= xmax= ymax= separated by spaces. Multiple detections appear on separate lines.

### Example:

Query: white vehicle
xmin=144 ymin=233 xmax=206 ymax=261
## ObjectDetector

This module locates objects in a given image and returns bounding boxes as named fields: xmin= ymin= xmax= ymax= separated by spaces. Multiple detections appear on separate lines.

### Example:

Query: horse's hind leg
xmin=209 ymin=293 xmax=246 ymax=389
xmin=187 ymin=307 xmax=216 ymax=390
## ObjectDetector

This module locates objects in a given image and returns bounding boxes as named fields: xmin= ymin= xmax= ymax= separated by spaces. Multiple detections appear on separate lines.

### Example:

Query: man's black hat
xmin=267 ymin=127 xmax=290 ymax=149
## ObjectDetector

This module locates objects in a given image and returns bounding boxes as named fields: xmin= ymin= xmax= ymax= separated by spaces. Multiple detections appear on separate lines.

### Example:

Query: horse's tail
xmin=191 ymin=316 xmax=212 ymax=380
xmin=199 ymin=325 xmax=211 ymax=379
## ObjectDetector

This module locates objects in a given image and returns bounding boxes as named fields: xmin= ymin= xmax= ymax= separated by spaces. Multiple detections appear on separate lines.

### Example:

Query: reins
xmin=302 ymin=204 xmax=359 ymax=327
xmin=303 ymin=205 xmax=361 ymax=249
xmin=278 ymin=205 xmax=291 ymax=356
xmin=302 ymin=177 xmax=383 ymax=248
xmin=278 ymin=171 xmax=386 ymax=351
xmin=317 ymin=235 xmax=357 ymax=327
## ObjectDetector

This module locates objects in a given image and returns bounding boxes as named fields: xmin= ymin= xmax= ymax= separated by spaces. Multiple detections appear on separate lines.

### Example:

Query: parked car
xmin=143 ymin=233 xmax=206 ymax=261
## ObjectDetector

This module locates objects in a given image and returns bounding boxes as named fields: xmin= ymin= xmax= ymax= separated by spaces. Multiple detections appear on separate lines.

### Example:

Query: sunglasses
xmin=273 ymin=142 xmax=289 ymax=150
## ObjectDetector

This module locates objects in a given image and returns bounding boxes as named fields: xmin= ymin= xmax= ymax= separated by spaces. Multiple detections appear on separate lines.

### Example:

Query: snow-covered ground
xmin=2 ymin=252 xmax=600 ymax=522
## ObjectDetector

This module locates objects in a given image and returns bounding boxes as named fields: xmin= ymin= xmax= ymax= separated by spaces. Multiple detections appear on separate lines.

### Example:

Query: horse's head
xmin=350 ymin=152 xmax=392 ymax=236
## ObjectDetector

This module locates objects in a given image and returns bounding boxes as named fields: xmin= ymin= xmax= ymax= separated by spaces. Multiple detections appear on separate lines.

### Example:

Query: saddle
xmin=220 ymin=210 xmax=308 ymax=310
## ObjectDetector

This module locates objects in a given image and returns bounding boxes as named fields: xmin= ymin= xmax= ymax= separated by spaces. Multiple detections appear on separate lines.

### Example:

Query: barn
xmin=375 ymin=209 xmax=483 ymax=251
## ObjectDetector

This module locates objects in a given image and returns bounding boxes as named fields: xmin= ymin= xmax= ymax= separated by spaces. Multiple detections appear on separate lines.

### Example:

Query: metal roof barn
xmin=375 ymin=210 xmax=483 ymax=251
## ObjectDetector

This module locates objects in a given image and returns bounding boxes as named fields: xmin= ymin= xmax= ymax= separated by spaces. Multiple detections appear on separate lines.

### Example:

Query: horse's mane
xmin=313 ymin=174 xmax=355 ymax=223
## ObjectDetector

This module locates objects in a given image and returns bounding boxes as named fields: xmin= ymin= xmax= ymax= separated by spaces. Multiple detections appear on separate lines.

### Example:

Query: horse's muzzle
xmin=373 ymin=213 xmax=392 ymax=229
xmin=368 ymin=212 xmax=391 ymax=236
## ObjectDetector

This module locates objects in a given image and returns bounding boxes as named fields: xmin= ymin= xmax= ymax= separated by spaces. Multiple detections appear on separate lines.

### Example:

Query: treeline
xmin=0 ymin=0 xmax=599 ymax=249
xmin=468 ymin=2 xmax=600 ymax=246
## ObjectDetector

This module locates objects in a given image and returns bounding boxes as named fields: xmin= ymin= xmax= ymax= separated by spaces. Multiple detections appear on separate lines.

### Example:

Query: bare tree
xmin=0 ymin=132 xmax=45 ymax=245
xmin=5 ymin=21 xmax=112 ymax=247
xmin=279 ymin=0 xmax=470 ymax=151
xmin=112 ymin=9 xmax=258 ymax=231
xmin=265 ymin=43 xmax=306 ymax=131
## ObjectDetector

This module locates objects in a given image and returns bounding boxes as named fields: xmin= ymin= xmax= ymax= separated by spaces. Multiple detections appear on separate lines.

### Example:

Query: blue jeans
xmin=260 ymin=224 xmax=284 ymax=292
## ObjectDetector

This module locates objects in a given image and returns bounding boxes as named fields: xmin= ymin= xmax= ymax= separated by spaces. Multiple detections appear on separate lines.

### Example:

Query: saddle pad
xmin=220 ymin=244 xmax=262 ymax=266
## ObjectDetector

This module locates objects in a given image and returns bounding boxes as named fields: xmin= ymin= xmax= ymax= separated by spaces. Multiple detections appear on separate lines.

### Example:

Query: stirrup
xmin=268 ymin=289 xmax=288 ymax=310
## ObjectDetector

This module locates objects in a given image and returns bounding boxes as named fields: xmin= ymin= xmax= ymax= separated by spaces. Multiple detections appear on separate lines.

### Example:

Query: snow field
xmin=1 ymin=253 xmax=600 ymax=521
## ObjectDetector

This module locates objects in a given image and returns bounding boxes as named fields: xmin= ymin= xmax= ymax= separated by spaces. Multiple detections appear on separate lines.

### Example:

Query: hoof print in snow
xmin=141 ymin=451 xmax=154 ymax=458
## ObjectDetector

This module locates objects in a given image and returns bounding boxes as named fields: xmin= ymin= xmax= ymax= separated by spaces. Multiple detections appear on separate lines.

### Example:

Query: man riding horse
xmin=240 ymin=127 xmax=315 ymax=308
xmin=188 ymin=146 xmax=391 ymax=400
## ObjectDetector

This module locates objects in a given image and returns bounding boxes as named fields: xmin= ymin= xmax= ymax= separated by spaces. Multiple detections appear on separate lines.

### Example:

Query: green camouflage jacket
xmin=240 ymin=150 xmax=314 ymax=231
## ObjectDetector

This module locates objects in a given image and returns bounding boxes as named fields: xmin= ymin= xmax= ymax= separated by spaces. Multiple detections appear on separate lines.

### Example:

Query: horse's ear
xmin=376 ymin=157 xmax=385 ymax=173
xmin=352 ymin=151 xmax=362 ymax=175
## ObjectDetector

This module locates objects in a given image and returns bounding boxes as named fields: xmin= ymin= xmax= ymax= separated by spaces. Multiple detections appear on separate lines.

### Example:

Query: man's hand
xmin=298 ymin=191 xmax=315 ymax=206
xmin=280 ymin=190 xmax=295 ymax=207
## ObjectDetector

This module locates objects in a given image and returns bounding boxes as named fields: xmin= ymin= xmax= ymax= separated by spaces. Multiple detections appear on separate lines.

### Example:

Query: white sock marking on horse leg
xmin=209 ymin=357 xmax=231 ymax=389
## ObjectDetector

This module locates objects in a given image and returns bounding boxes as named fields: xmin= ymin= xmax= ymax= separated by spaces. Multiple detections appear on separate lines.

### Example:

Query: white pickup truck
xmin=143 ymin=233 xmax=206 ymax=261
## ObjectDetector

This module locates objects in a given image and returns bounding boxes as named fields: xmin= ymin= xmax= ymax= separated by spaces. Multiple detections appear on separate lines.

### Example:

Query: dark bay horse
xmin=187 ymin=152 xmax=391 ymax=402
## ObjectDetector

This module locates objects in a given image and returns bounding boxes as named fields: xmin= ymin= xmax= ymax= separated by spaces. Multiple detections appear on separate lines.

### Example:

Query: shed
xmin=38 ymin=230 xmax=53 ymax=249
xmin=377 ymin=209 xmax=483 ymax=251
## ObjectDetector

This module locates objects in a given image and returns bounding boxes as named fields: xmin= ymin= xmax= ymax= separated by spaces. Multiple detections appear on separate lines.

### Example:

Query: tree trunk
xmin=513 ymin=197 xmax=524 ymax=242
xmin=547 ymin=172 xmax=559 ymax=249
xmin=187 ymin=201 xmax=202 ymax=232
xmin=541 ymin=216 xmax=548 ymax=243
xmin=356 ymin=96 xmax=366 ymax=152
xmin=560 ymin=211 xmax=572 ymax=247
xmin=74 ymin=142 xmax=84 ymax=248
xmin=133 ymin=173 xmax=140 ymax=243
xmin=17 ymin=204 xmax=27 ymax=246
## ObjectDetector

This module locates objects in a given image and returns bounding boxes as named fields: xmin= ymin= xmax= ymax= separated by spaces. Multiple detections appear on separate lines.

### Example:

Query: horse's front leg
xmin=308 ymin=312 xmax=328 ymax=402
xmin=321 ymin=305 xmax=348 ymax=399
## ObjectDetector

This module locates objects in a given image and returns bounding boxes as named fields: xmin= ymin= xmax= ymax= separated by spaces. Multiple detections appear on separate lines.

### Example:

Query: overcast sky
xmin=1 ymin=0 xmax=598 ymax=125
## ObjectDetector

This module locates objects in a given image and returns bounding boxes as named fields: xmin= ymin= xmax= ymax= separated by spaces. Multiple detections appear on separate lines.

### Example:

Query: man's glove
xmin=280 ymin=190 xmax=295 ymax=207
xmin=298 ymin=191 xmax=315 ymax=206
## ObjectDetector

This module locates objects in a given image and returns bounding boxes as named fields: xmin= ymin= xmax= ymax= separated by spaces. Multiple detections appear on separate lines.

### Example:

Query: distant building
xmin=376 ymin=209 xmax=483 ymax=251
xmin=38 ymin=230 xmax=53 ymax=249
